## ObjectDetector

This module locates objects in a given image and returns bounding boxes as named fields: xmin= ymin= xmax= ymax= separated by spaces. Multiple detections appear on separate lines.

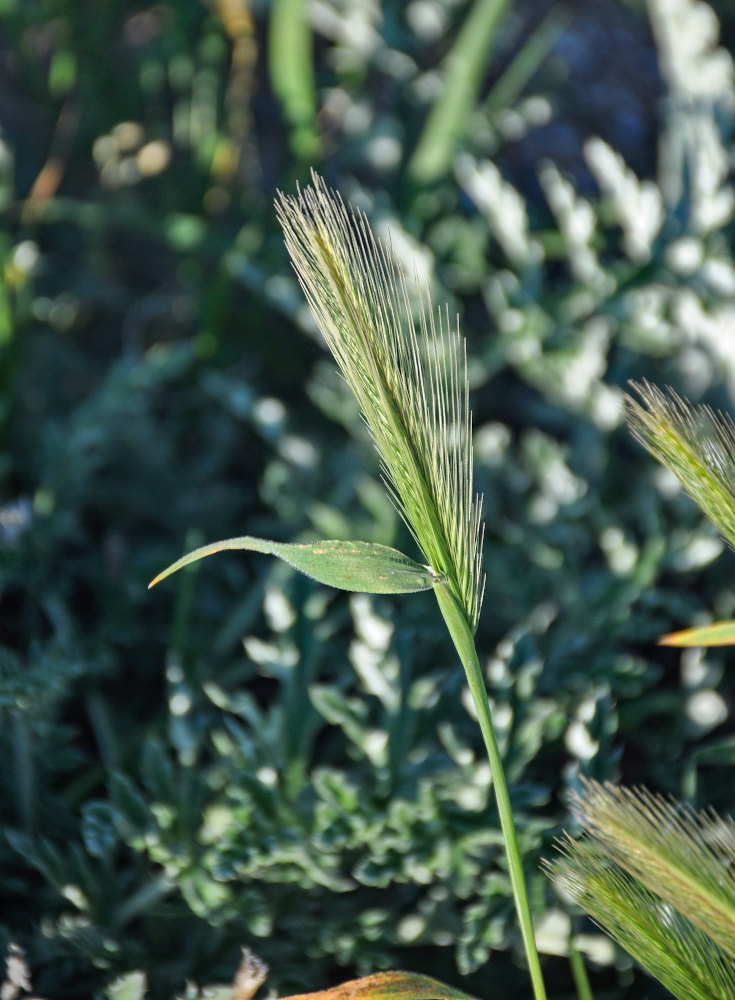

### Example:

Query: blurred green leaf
xmin=408 ymin=0 xmax=510 ymax=185
xmin=269 ymin=0 xmax=321 ymax=159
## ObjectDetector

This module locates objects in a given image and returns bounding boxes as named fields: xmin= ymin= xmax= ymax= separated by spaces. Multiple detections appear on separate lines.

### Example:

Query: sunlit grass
xmin=276 ymin=173 xmax=484 ymax=631
xmin=625 ymin=381 xmax=735 ymax=551
xmin=549 ymin=779 xmax=735 ymax=1000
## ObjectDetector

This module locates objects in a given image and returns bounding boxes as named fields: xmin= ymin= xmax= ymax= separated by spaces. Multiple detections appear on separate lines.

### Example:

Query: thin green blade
xmin=659 ymin=619 xmax=735 ymax=647
xmin=407 ymin=0 xmax=510 ymax=185
xmin=149 ymin=537 xmax=435 ymax=594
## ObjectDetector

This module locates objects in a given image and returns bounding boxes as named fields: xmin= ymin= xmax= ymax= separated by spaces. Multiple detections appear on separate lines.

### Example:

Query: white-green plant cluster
xmin=450 ymin=0 xmax=735 ymax=420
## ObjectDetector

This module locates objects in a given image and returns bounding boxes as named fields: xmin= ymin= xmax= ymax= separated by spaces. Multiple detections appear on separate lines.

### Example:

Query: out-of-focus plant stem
xmin=269 ymin=0 xmax=322 ymax=161
xmin=407 ymin=0 xmax=510 ymax=186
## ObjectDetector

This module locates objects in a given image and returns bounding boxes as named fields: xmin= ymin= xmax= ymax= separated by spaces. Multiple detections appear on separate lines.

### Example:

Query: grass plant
xmin=547 ymin=380 xmax=735 ymax=1000
xmin=549 ymin=779 xmax=735 ymax=1000
xmin=152 ymin=173 xmax=548 ymax=1000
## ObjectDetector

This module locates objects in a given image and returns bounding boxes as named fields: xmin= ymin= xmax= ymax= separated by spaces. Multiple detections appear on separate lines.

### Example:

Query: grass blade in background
xmin=567 ymin=939 xmax=594 ymax=1000
xmin=407 ymin=0 xmax=510 ymax=186
xmin=268 ymin=0 xmax=321 ymax=160
xmin=482 ymin=7 xmax=569 ymax=117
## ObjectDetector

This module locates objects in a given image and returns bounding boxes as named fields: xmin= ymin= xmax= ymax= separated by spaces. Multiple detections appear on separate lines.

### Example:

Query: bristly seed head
xmin=547 ymin=778 xmax=735 ymax=998
xmin=625 ymin=380 xmax=735 ymax=552
xmin=276 ymin=172 xmax=484 ymax=630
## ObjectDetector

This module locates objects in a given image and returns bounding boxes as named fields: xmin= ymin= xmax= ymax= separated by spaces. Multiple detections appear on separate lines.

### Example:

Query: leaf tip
xmin=656 ymin=619 xmax=735 ymax=647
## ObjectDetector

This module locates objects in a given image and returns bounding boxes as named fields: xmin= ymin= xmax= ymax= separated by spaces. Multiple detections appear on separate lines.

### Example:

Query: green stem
xmin=568 ymin=936 xmax=594 ymax=1000
xmin=434 ymin=581 xmax=547 ymax=1000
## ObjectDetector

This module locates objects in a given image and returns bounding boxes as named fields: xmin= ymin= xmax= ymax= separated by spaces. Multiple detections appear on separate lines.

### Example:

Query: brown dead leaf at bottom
xmin=278 ymin=971 xmax=479 ymax=1000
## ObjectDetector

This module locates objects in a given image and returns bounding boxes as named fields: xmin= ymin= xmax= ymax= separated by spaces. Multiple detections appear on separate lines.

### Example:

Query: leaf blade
xmin=149 ymin=537 xmax=436 ymax=594
xmin=659 ymin=620 xmax=735 ymax=647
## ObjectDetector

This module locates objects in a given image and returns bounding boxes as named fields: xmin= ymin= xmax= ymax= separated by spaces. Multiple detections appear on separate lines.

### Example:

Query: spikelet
xmin=625 ymin=380 xmax=735 ymax=550
xmin=277 ymin=174 xmax=484 ymax=629
xmin=549 ymin=780 xmax=735 ymax=1000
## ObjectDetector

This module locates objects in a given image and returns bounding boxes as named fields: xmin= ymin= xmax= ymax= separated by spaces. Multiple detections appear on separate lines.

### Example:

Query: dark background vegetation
xmin=2 ymin=0 xmax=735 ymax=997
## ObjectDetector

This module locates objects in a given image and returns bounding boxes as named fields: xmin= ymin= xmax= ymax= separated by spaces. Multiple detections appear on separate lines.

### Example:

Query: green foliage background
xmin=2 ymin=0 xmax=735 ymax=997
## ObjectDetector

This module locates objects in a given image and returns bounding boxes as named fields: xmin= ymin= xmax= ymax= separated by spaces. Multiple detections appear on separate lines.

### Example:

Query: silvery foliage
xmin=457 ymin=0 xmax=735 ymax=416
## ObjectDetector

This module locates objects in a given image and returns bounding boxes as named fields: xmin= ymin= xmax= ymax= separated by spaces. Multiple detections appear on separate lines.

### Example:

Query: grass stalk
xmin=434 ymin=581 xmax=547 ymax=1000
xmin=274 ymin=173 xmax=548 ymax=1000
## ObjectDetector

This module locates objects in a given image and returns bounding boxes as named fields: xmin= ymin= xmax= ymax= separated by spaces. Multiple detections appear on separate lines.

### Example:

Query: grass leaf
xmin=659 ymin=620 xmax=735 ymax=647
xmin=268 ymin=0 xmax=321 ymax=159
xmin=407 ymin=0 xmax=510 ymax=185
xmin=149 ymin=537 xmax=436 ymax=594
xmin=276 ymin=174 xmax=484 ymax=630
